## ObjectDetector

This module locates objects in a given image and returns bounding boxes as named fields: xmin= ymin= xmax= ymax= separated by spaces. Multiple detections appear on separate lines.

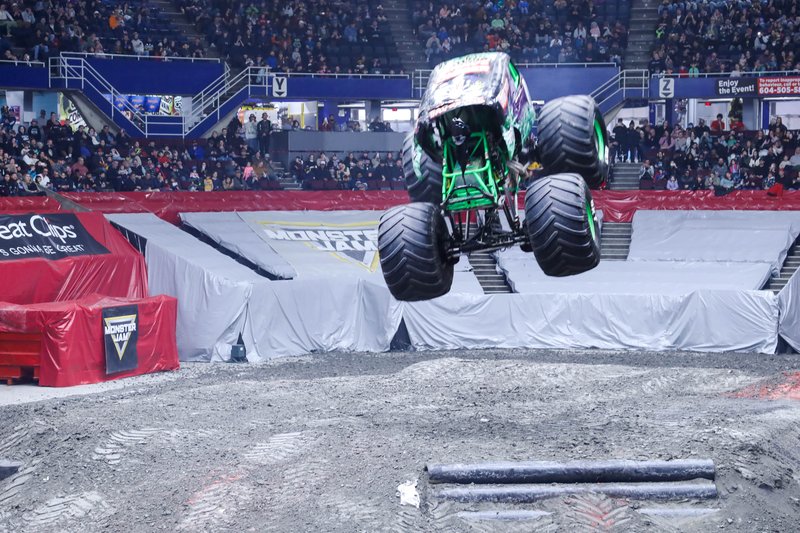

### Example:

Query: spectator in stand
xmin=257 ymin=113 xmax=271 ymax=155
xmin=711 ymin=114 xmax=726 ymax=133
xmin=0 ymin=4 xmax=15 ymax=37
xmin=243 ymin=114 xmax=258 ymax=153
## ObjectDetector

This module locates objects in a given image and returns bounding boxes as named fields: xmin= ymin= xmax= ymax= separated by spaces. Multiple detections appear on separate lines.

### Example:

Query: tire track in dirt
xmin=91 ymin=428 xmax=162 ymax=465
xmin=243 ymin=431 xmax=311 ymax=464
xmin=562 ymin=493 xmax=633 ymax=532
xmin=0 ymin=459 xmax=40 ymax=506
xmin=22 ymin=491 xmax=113 ymax=530
xmin=177 ymin=473 xmax=251 ymax=532
xmin=316 ymin=492 xmax=388 ymax=532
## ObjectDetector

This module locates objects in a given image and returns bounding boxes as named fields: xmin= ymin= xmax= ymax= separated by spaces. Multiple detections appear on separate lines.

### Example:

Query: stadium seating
xmin=0 ymin=0 xmax=199 ymax=62
xmin=606 ymin=119 xmax=800 ymax=193
xmin=651 ymin=0 xmax=800 ymax=74
xmin=411 ymin=0 xmax=630 ymax=65
xmin=177 ymin=0 xmax=402 ymax=73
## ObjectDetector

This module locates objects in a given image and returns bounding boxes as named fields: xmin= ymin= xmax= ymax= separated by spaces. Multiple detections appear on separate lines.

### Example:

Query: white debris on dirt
xmin=0 ymin=348 xmax=798 ymax=532
xmin=397 ymin=479 xmax=420 ymax=508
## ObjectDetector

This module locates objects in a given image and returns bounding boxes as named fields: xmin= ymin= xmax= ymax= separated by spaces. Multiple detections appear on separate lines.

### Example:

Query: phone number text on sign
xmin=758 ymin=77 xmax=800 ymax=96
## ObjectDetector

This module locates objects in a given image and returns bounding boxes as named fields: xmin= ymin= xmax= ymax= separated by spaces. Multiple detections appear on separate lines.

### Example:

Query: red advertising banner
xmin=758 ymin=77 xmax=800 ymax=96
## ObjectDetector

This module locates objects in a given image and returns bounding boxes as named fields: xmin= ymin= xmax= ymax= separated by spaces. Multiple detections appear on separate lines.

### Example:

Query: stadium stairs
xmin=768 ymin=238 xmax=800 ymax=293
xmin=155 ymin=0 xmax=220 ymax=59
xmin=624 ymin=0 xmax=659 ymax=70
xmin=272 ymin=162 xmax=301 ymax=190
xmin=465 ymin=222 xmax=514 ymax=294
xmin=381 ymin=0 xmax=428 ymax=73
xmin=599 ymin=222 xmax=632 ymax=261
xmin=608 ymin=162 xmax=641 ymax=190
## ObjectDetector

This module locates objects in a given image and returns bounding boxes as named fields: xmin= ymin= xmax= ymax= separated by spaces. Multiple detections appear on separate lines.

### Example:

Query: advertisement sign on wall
xmin=715 ymin=77 xmax=800 ymax=97
xmin=0 ymin=214 xmax=109 ymax=260
xmin=108 ymin=94 xmax=184 ymax=116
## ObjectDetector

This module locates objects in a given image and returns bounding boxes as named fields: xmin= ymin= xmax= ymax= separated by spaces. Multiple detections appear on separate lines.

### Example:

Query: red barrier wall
xmin=0 ymin=196 xmax=61 ymax=214
xmin=0 ymin=295 xmax=179 ymax=387
xmin=0 ymin=212 xmax=147 ymax=304
xmin=58 ymin=190 xmax=800 ymax=224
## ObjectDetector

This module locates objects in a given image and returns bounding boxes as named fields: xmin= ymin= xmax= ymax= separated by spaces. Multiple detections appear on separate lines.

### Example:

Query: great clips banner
xmin=0 ymin=212 xmax=147 ymax=305
xmin=0 ymin=213 xmax=109 ymax=260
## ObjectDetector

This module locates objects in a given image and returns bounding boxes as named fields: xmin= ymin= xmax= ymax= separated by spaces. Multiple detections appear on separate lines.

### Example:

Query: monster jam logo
xmin=263 ymin=223 xmax=380 ymax=272
xmin=102 ymin=306 xmax=139 ymax=374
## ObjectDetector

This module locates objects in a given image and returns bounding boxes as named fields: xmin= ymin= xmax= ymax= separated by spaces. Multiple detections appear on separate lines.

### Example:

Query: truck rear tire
xmin=378 ymin=202 xmax=454 ymax=301
xmin=524 ymin=173 xmax=600 ymax=277
xmin=403 ymin=134 xmax=444 ymax=203
xmin=537 ymin=95 xmax=609 ymax=189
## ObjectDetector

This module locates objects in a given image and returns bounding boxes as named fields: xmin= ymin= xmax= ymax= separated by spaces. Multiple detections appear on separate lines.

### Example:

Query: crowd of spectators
xmin=412 ymin=0 xmax=629 ymax=65
xmin=3 ymin=100 xmax=799 ymax=196
xmin=608 ymin=114 xmax=800 ymax=193
xmin=0 ymin=0 xmax=202 ymax=63
xmin=293 ymin=150 xmax=404 ymax=190
xmin=178 ymin=0 xmax=402 ymax=73
xmin=650 ymin=0 xmax=800 ymax=75
xmin=0 ymin=108 xmax=253 ymax=194
xmin=0 ymin=104 xmax=404 ymax=195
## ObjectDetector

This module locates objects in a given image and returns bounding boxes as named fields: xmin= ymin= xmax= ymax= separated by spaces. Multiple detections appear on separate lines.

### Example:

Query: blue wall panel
xmin=0 ymin=65 xmax=49 ymax=89
xmin=285 ymin=78 xmax=412 ymax=100
xmin=86 ymin=59 xmax=225 ymax=95
xmin=520 ymin=66 xmax=618 ymax=101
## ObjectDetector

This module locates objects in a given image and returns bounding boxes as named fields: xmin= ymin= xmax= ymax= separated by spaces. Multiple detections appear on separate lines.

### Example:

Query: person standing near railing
xmin=257 ymin=112 xmax=271 ymax=156
xmin=244 ymin=114 xmax=258 ymax=153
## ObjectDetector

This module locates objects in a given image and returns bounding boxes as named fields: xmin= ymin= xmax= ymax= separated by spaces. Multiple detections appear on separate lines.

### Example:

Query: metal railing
xmin=0 ymin=59 xmax=45 ymax=67
xmin=590 ymin=69 xmax=650 ymax=114
xmin=652 ymin=70 xmax=800 ymax=79
xmin=183 ymin=67 xmax=272 ymax=135
xmin=413 ymin=62 xmax=618 ymax=92
xmin=49 ymin=56 xmax=176 ymax=136
xmin=286 ymin=71 xmax=409 ymax=79
xmin=60 ymin=51 xmax=221 ymax=63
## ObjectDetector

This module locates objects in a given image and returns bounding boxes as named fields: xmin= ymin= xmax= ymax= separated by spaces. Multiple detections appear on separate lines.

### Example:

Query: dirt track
xmin=1 ymin=348 xmax=799 ymax=532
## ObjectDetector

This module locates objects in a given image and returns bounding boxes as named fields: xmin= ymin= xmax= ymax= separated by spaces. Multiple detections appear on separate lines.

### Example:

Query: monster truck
xmin=377 ymin=52 xmax=609 ymax=301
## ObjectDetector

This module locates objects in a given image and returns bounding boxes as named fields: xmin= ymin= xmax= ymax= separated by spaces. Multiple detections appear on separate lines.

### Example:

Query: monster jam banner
xmin=102 ymin=304 xmax=139 ymax=375
xmin=237 ymin=211 xmax=383 ymax=280
xmin=0 ymin=213 xmax=109 ymax=261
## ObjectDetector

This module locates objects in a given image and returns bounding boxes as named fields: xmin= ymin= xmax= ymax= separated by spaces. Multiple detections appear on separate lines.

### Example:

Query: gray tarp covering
xmin=495 ymin=249 xmax=772 ymax=293
xmin=778 ymin=269 xmax=800 ymax=352
xmin=107 ymin=213 xmax=403 ymax=361
xmin=244 ymin=279 xmax=402 ymax=357
xmin=181 ymin=211 xmax=295 ymax=279
xmin=110 ymin=210 xmax=784 ymax=357
xmin=107 ymin=213 xmax=261 ymax=362
xmin=181 ymin=210 xmax=483 ymax=293
xmin=401 ymin=290 xmax=778 ymax=353
xmin=629 ymin=211 xmax=800 ymax=275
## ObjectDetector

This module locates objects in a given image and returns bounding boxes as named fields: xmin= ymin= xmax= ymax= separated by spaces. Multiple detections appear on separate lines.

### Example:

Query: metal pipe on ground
xmin=0 ymin=460 xmax=21 ymax=481
xmin=435 ymin=481 xmax=719 ymax=504
xmin=426 ymin=459 xmax=715 ymax=484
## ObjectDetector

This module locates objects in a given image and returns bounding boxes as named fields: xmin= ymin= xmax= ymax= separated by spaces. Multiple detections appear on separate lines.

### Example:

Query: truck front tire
xmin=524 ymin=173 xmax=600 ymax=277
xmin=537 ymin=95 xmax=609 ymax=189
xmin=378 ymin=202 xmax=454 ymax=301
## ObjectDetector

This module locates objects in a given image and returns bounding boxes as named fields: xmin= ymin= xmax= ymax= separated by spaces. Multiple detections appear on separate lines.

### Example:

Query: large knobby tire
xmin=524 ymin=173 xmax=600 ymax=277
xmin=402 ymin=134 xmax=444 ymax=203
xmin=537 ymin=95 xmax=609 ymax=189
xmin=378 ymin=202 xmax=454 ymax=301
